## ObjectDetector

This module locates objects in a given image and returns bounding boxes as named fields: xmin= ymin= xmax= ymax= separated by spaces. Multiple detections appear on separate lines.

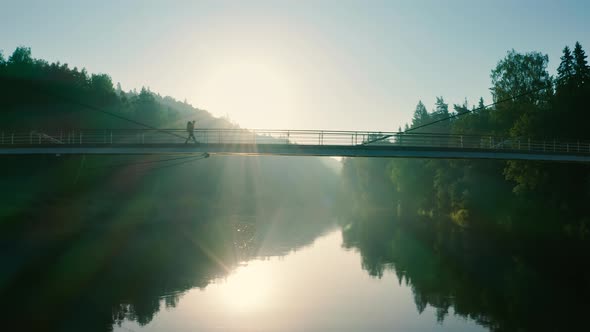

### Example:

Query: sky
xmin=1 ymin=0 xmax=589 ymax=131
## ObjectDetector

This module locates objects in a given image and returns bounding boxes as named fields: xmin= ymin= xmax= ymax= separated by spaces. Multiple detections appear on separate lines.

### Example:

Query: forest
xmin=336 ymin=42 xmax=590 ymax=331
xmin=340 ymin=42 xmax=590 ymax=240
xmin=0 ymin=46 xmax=337 ymax=225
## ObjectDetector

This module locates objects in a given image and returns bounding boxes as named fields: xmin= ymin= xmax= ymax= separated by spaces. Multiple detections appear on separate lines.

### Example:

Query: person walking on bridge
xmin=185 ymin=120 xmax=197 ymax=144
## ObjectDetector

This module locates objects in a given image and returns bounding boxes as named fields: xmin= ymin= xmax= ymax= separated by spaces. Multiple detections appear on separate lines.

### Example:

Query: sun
xmin=194 ymin=59 xmax=298 ymax=129
xmin=216 ymin=260 xmax=275 ymax=312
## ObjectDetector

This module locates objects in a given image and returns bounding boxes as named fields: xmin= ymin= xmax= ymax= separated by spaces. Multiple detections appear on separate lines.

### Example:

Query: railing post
xmin=30 ymin=132 xmax=32 ymax=144
xmin=60 ymin=131 xmax=63 ymax=142
xmin=518 ymin=139 xmax=521 ymax=150
xmin=553 ymin=139 xmax=556 ymax=152
xmin=577 ymin=141 xmax=580 ymax=152
xmin=287 ymin=131 xmax=290 ymax=144
xmin=80 ymin=132 xmax=82 ymax=145
xmin=567 ymin=143 xmax=569 ymax=152
xmin=11 ymin=133 xmax=14 ymax=145
xmin=1 ymin=132 xmax=3 ymax=145
xmin=460 ymin=135 xmax=463 ymax=148
xmin=543 ymin=141 xmax=546 ymax=152
xmin=110 ymin=131 xmax=113 ymax=144
xmin=528 ymin=138 xmax=530 ymax=151
xmin=489 ymin=136 xmax=492 ymax=148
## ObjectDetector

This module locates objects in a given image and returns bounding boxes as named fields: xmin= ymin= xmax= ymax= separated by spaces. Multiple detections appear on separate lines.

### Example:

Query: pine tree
xmin=557 ymin=45 xmax=575 ymax=88
xmin=8 ymin=46 xmax=33 ymax=64
xmin=570 ymin=42 xmax=590 ymax=138
xmin=477 ymin=97 xmax=485 ymax=110
xmin=574 ymin=42 xmax=590 ymax=86
xmin=573 ymin=42 xmax=590 ymax=86
xmin=411 ymin=101 xmax=430 ymax=128
xmin=433 ymin=97 xmax=449 ymax=118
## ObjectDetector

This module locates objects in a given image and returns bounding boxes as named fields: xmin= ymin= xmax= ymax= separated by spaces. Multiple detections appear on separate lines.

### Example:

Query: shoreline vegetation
xmin=336 ymin=42 xmax=590 ymax=331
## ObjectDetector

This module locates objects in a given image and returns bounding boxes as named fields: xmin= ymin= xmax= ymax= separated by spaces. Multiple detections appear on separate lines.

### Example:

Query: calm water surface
xmin=114 ymin=230 xmax=485 ymax=332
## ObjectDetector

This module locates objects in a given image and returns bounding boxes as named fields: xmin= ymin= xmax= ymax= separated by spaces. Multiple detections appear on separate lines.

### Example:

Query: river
xmin=112 ymin=229 xmax=484 ymax=332
xmin=2 ymin=202 xmax=589 ymax=331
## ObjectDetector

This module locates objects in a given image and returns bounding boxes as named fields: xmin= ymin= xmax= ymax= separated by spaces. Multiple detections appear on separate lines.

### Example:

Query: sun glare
xmin=216 ymin=260 xmax=275 ymax=312
xmin=195 ymin=60 xmax=298 ymax=129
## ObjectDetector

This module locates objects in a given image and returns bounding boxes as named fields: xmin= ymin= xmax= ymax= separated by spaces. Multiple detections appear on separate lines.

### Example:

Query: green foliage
xmin=0 ymin=46 xmax=338 ymax=230
xmin=490 ymin=50 xmax=552 ymax=135
xmin=341 ymin=43 xmax=590 ymax=239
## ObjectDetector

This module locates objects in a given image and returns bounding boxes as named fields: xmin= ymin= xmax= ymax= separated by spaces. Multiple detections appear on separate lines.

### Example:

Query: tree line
xmin=340 ymin=42 xmax=590 ymax=239
xmin=337 ymin=43 xmax=590 ymax=331
xmin=0 ymin=46 xmax=337 ymax=228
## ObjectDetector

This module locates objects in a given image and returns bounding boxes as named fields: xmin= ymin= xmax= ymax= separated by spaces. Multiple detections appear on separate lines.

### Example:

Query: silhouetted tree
xmin=557 ymin=46 xmax=575 ymax=88
xmin=411 ymin=100 xmax=429 ymax=128
xmin=573 ymin=41 xmax=590 ymax=87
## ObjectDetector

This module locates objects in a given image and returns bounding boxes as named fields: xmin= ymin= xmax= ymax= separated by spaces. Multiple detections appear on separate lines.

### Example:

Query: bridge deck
xmin=1 ymin=129 xmax=589 ymax=162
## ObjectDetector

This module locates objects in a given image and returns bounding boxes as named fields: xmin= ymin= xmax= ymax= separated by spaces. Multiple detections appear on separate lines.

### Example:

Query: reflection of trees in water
xmin=341 ymin=212 xmax=590 ymax=331
xmin=0 ymin=203 xmax=334 ymax=331
xmin=0 ymin=144 xmax=336 ymax=331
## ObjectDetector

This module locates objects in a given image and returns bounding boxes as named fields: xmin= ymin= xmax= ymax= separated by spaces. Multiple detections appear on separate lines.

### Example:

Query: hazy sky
xmin=1 ymin=0 xmax=589 ymax=131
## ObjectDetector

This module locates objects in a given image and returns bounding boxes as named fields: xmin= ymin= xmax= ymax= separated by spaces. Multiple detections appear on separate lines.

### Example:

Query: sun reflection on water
xmin=215 ymin=260 xmax=275 ymax=312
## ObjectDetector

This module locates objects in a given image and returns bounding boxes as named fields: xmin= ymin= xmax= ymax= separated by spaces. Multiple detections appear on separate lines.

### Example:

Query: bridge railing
xmin=1 ymin=129 xmax=589 ymax=154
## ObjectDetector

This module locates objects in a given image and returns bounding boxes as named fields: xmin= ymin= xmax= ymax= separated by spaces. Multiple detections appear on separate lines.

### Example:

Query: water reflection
xmin=115 ymin=231 xmax=483 ymax=332
xmin=340 ymin=212 xmax=590 ymax=332
xmin=0 ymin=206 xmax=333 ymax=332
xmin=3 ymin=205 xmax=589 ymax=331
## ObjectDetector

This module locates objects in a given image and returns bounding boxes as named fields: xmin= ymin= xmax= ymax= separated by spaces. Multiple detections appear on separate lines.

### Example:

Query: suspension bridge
xmin=1 ymin=129 xmax=589 ymax=162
